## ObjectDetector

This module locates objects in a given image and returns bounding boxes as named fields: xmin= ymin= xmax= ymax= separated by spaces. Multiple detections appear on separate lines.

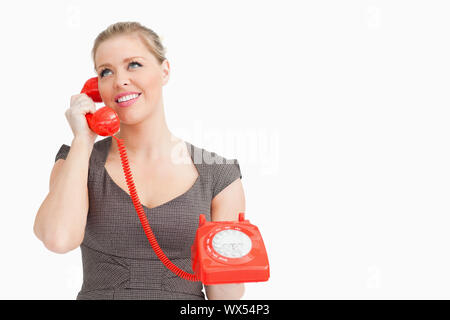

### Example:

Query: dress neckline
xmin=101 ymin=136 xmax=201 ymax=211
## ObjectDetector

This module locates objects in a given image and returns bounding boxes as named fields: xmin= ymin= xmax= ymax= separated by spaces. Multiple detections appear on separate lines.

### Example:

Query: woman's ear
xmin=161 ymin=59 xmax=170 ymax=86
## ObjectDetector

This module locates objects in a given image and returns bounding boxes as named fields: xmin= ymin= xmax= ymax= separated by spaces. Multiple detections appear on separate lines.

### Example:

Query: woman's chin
xmin=118 ymin=113 xmax=153 ymax=126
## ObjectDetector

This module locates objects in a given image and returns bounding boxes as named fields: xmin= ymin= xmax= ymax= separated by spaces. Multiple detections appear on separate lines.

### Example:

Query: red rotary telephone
xmin=80 ymin=77 xmax=270 ymax=285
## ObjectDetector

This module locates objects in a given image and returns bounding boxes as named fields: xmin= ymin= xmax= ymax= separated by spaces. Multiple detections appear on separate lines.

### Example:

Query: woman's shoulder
xmin=186 ymin=141 xmax=239 ymax=166
xmin=186 ymin=141 xmax=242 ymax=198
xmin=54 ymin=136 xmax=111 ymax=165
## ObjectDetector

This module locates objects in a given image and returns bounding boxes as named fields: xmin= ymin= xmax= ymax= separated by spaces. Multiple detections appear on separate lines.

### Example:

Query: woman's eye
xmin=100 ymin=69 xmax=111 ymax=78
xmin=100 ymin=61 xmax=142 ymax=78
xmin=129 ymin=61 xmax=142 ymax=68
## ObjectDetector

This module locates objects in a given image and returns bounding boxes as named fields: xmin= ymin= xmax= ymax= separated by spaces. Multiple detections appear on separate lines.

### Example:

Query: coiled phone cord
xmin=112 ymin=135 xmax=200 ymax=282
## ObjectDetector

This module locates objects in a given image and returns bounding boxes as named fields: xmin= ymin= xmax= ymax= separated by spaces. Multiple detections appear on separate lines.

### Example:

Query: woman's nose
xmin=115 ymin=79 xmax=129 ymax=87
xmin=114 ymin=73 xmax=130 ymax=87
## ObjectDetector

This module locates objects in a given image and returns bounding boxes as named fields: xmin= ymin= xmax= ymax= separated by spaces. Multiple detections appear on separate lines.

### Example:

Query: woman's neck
xmin=110 ymin=112 xmax=181 ymax=163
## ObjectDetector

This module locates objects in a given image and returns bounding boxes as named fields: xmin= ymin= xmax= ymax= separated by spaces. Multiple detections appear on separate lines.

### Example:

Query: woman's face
xmin=94 ymin=33 xmax=169 ymax=124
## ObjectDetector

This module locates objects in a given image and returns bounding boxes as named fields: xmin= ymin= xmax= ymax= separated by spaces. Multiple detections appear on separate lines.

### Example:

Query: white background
xmin=0 ymin=0 xmax=449 ymax=299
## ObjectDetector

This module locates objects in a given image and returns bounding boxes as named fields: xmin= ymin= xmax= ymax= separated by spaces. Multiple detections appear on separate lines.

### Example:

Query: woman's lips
xmin=116 ymin=93 xmax=142 ymax=108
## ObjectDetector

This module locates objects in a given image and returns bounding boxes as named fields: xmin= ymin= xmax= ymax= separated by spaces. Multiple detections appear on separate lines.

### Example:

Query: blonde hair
xmin=92 ymin=21 xmax=167 ymax=69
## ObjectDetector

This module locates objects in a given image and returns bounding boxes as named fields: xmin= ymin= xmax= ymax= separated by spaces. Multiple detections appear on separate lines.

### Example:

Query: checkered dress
xmin=55 ymin=136 xmax=242 ymax=300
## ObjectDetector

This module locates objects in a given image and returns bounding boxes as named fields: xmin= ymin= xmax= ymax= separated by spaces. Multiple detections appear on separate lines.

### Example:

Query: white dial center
xmin=212 ymin=229 xmax=252 ymax=258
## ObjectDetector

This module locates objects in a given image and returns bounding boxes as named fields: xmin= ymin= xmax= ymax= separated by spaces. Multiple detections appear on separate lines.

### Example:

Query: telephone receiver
xmin=80 ymin=77 xmax=120 ymax=136
xmin=80 ymin=77 xmax=270 ymax=285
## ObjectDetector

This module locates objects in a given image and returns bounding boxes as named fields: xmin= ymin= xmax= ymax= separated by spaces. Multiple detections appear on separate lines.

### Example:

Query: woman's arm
xmin=33 ymin=137 xmax=93 ymax=253
xmin=205 ymin=178 xmax=246 ymax=300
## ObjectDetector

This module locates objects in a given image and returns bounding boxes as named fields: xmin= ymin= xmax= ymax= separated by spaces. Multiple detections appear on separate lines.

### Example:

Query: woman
xmin=33 ymin=22 xmax=245 ymax=300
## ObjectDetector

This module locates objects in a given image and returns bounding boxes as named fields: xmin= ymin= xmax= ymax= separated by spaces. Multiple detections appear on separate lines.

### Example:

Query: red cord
xmin=112 ymin=135 xmax=200 ymax=282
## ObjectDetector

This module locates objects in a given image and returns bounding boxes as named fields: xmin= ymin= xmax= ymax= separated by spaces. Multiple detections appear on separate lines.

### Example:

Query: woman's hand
xmin=66 ymin=93 xmax=97 ymax=144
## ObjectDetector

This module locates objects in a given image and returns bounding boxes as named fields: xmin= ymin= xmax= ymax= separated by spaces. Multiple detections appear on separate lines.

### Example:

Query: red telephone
xmin=80 ymin=77 xmax=270 ymax=285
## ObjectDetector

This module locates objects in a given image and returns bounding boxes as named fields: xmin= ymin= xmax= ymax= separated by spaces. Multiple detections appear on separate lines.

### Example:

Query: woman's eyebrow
xmin=96 ymin=56 xmax=145 ymax=70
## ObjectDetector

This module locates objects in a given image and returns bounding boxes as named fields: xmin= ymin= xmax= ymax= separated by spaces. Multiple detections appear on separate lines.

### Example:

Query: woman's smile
xmin=116 ymin=93 xmax=142 ymax=107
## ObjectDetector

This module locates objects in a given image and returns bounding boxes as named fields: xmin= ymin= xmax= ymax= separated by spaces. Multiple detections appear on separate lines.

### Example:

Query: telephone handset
xmin=81 ymin=77 xmax=120 ymax=136
xmin=80 ymin=77 xmax=270 ymax=285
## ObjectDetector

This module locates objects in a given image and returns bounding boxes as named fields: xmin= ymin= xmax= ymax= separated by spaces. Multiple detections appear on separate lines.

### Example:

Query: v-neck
xmin=102 ymin=136 xmax=201 ymax=211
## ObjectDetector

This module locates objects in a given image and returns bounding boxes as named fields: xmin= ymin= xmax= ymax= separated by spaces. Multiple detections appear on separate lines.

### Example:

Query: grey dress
xmin=55 ymin=136 xmax=242 ymax=300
